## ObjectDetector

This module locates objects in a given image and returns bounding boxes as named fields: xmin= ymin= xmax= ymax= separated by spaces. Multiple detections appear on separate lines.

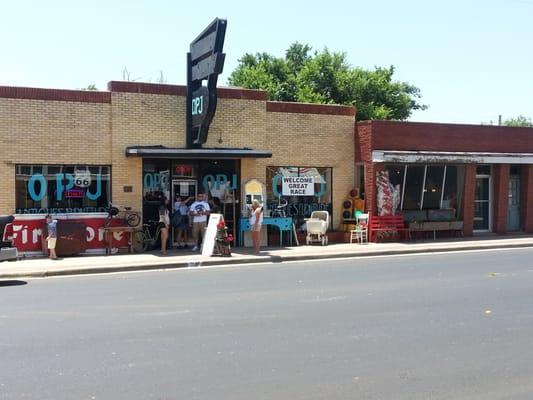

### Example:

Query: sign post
xmin=186 ymin=18 xmax=227 ymax=148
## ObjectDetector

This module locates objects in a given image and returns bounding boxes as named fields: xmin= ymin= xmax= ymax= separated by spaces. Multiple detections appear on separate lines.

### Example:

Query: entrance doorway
xmin=474 ymin=175 xmax=491 ymax=231
xmin=507 ymin=175 xmax=521 ymax=231
xmin=171 ymin=180 xmax=197 ymax=247
xmin=143 ymin=158 xmax=240 ymax=248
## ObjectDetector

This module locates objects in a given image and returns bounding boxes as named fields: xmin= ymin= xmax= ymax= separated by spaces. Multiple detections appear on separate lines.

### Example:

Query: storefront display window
xmin=402 ymin=166 xmax=425 ymax=210
xmin=383 ymin=164 xmax=465 ymax=217
xmin=15 ymin=164 xmax=111 ymax=214
xmin=266 ymin=166 xmax=332 ymax=228
xmin=422 ymin=166 xmax=445 ymax=209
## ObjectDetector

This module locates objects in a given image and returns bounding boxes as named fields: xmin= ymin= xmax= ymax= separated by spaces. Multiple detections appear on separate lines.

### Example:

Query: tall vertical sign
xmin=186 ymin=18 xmax=227 ymax=148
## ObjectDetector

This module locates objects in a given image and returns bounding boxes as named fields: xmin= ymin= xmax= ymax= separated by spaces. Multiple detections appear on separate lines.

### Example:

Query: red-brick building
xmin=356 ymin=120 xmax=533 ymax=236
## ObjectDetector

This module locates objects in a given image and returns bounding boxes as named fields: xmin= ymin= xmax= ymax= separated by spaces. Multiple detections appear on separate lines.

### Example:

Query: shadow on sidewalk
xmin=0 ymin=280 xmax=28 ymax=287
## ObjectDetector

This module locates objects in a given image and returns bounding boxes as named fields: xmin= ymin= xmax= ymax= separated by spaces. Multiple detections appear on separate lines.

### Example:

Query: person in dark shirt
xmin=45 ymin=214 xmax=58 ymax=260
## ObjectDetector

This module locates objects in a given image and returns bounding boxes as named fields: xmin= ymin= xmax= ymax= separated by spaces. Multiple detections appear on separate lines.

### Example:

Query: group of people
xmin=43 ymin=193 xmax=264 ymax=259
xmin=158 ymin=193 xmax=264 ymax=255
xmin=157 ymin=192 xmax=211 ymax=255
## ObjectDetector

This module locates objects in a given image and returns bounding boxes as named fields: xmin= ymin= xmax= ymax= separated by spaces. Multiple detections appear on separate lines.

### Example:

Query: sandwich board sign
xmin=201 ymin=213 xmax=223 ymax=257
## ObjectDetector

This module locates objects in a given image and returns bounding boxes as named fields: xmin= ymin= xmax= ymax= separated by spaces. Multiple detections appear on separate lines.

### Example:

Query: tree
xmin=81 ymin=84 xmax=97 ymax=91
xmin=504 ymin=115 xmax=533 ymax=128
xmin=228 ymin=42 xmax=427 ymax=121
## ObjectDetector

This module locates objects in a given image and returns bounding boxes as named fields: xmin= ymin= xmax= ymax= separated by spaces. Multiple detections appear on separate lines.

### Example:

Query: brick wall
xmin=462 ymin=165 xmax=476 ymax=236
xmin=263 ymin=103 xmax=355 ymax=228
xmin=1 ymin=82 xmax=356 ymax=231
xmin=367 ymin=120 xmax=533 ymax=153
xmin=521 ymin=166 xmax=533 ymax=233
xmin=0 ymin=89 xmax=112 ymax=215
xmin=364 ymin=162 xmax=383 ymax=215
xmin=356 ymin=122 xmax=372 ymax=163
xmin=492 ymin=164 xmax=510 ymax=234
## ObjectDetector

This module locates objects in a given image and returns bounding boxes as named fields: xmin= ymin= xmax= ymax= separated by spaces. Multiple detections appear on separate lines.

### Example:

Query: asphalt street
xmin=2 ymin=248 xmax=533 ymax=400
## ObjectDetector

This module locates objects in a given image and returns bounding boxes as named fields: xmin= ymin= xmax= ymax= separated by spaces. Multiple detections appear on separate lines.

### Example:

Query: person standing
xmin=189 ymin=192 xmax=210 ymax=251
xmin=173 ymin=195 xmax=193 ymax=248
xmin=159 ymin=197 xmax=170 ymax=255
xmin=45 ymin=214 xmax=58 ymax=260
xmin=249 ymin=200 xmax=263 ymax=254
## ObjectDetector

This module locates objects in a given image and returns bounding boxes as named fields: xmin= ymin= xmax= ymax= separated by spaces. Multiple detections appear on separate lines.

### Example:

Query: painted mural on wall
xmin=376 ymin=170 xmax=401 ymax=216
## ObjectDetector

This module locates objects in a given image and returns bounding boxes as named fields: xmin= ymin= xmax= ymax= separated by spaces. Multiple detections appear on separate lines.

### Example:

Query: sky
xmin=1 ymin=0 xmax=532 ymax=124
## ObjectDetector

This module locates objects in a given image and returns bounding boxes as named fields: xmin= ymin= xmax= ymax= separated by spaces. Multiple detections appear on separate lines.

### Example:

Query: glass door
xmin=474 ymin=175 xmax=491 ymax=231
xmin=171 ymin=180 xmax=197 ymax=246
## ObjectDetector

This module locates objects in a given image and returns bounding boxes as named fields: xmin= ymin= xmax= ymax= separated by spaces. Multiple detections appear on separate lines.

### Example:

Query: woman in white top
xmin=159 ymin=197 xmax=170 ymax=255
xmin=249 ymin=199 xmax=263 ymax=254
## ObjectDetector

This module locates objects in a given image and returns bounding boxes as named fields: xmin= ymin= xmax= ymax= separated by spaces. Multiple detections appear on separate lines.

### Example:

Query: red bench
xmin=369 ymin=215 xmax=410 ymax=242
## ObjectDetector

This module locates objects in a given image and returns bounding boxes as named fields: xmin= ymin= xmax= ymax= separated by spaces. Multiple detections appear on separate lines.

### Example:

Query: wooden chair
xmin=350 ymin=213 xmax=369 ymax=244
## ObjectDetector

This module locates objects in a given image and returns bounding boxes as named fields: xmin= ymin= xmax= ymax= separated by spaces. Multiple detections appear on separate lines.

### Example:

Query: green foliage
xmin=81 ymin=84 xmax=98 ymax=91
xmin=504 ymin=115 xmax=533 ymax=127
xmin=228 ymin=42 xmax=427 ymax=121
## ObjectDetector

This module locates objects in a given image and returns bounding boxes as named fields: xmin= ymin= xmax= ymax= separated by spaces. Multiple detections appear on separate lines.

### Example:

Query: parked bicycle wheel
xmin=126 ymin=212 xmax=141 ymax=227
xmin=132 ymin=230 xmax=148 ymax=253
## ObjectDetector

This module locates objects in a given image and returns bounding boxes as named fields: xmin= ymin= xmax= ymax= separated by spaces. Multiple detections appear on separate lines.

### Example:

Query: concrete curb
xmin=2 ymin=241 xmax=533 ymax=279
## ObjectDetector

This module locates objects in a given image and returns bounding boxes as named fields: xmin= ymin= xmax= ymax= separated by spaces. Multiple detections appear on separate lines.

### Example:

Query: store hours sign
xmin=282 ymin=177 xmax=315 ymax=196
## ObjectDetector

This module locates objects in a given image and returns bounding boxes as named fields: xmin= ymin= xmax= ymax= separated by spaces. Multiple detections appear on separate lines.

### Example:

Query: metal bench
xmin=369 ymin=215 xmax=410 ymax=242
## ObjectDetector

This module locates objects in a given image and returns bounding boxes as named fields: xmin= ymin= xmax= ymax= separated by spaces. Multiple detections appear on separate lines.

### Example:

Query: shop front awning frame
xmin=372 ymin=150 xmax=533 ymax=164
xmin=126 ymin=146 xmax=272 ymax=159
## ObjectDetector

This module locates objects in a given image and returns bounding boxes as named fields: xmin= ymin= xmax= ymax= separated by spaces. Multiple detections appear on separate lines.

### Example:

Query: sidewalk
xmin=2 ymin=235 xmax=533 ymax=279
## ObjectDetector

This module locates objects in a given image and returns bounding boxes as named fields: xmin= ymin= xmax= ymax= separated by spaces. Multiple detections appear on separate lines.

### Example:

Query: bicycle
xmin=105 ymin=203 xmax=141 ymax=228
xmin=132 ymin=220 xmax=163 ymax=253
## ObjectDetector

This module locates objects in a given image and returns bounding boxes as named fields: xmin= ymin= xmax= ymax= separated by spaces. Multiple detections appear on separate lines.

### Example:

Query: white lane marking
xmin=302 ymin=296 xmax=348 ymax=303
xmin=23 ymin=246 xmax=533 ymax=281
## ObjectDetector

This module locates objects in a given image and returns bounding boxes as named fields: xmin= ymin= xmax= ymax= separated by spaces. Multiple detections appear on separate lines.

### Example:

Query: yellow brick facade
xmin=0 ymin=97 xmax=111 ymax=214
xmin=0 ymin=83 xmax=355 ymax=230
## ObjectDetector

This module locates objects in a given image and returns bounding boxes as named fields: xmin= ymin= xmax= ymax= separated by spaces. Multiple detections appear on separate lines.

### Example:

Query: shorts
xmin=173 ymin=214 xmax=189 ymax=230
xmin=47 ymin=237 xmax=57 ymax=250
xmin=252 ymin=224 xmax=262 ymax=232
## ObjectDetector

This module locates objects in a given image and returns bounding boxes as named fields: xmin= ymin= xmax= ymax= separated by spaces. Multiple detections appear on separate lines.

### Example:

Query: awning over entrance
xmin=372 ymin=150 xmax=533 ymax=164
xmin=126 ymin=146 xmax=272 ymax=159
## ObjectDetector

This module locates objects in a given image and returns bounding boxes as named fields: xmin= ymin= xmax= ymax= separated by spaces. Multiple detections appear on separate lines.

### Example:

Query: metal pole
xmin=420 ymin=165 xmax=427 ymax=210
xmin=440 ymin=165 xmax=447 ymax=209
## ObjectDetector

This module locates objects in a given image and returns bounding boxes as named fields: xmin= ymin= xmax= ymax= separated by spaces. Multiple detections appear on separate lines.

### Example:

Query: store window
xmin=15 ymin=164 xmax=111 ymax=214
xmin=402 ymin=166 xmax=425 ymax=210
xmin=266 ymin=166 xmax=332 ymax=228
xmin=383 ymin=164 xmax=465 ymax=217
xmin=422 ymin=166 xmax=445 ymax=209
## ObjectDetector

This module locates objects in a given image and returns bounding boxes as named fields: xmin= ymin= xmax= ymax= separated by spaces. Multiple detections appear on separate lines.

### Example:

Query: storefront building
xmin=357 ymin=120 xmax=533 ymax=236
xmin=0 ymin=82 xmax=355 ymax=252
